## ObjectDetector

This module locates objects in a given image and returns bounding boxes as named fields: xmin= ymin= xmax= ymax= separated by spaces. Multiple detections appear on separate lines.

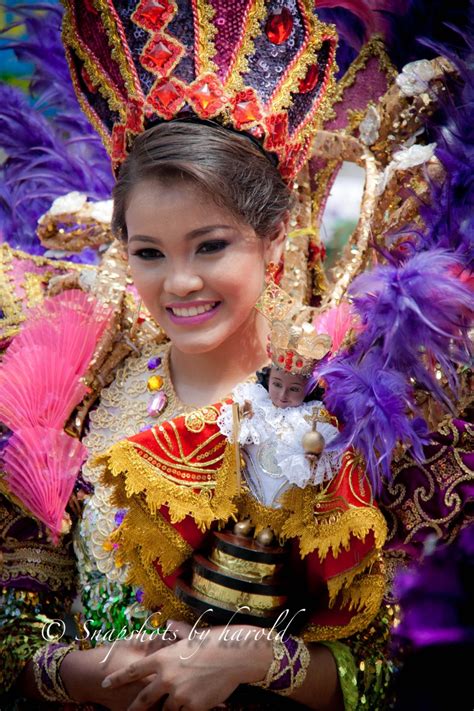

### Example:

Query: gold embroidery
xmin=193 ymin=0 xmax=218 ymax=75
xmin=100 ymin=439 xmax=239 ymax=531
xmin=93 ymin=0 xmax=144 ymax=97
xmin=125 ymin=540 xmax=195 ymax=622
xmin=62 ymin=3 xmax=126 ymax=118
xmin=184 ymin=405 xmax=221 ymax=433
xmin=383 ymin=419 xmax=474 ymax=546
xmin=327 ymin=551 xmax=383 ymax=607
xmin=0 ymin=544 xmax=76 ymax=592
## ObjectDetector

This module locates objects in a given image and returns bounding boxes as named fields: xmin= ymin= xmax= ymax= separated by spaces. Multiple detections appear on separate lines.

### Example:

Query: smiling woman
xmin=112 ymin=122 xmax=290 ymax=406
xmin=7 ymin=1 xmax=472 ymax=709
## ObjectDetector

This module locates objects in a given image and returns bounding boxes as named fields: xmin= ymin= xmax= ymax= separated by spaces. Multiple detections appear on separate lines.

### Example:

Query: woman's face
xmin=126 ymin=179 xmax=283 ymax=354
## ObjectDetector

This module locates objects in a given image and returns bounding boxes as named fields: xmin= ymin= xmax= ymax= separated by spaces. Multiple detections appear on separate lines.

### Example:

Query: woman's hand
xmin=60 ymin=634 xmax=177 ymax=710
xmin=101 ymin=622 xmax=273 ymax=711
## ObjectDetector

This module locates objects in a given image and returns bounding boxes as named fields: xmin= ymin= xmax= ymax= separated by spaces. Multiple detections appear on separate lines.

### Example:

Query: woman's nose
xmin=163 ymin=264 xmax=204 ymax=297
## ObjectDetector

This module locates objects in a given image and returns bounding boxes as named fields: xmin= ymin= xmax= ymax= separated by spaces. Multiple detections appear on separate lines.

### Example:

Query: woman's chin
xmin=167 ymin=329 xmax=228 ymax=356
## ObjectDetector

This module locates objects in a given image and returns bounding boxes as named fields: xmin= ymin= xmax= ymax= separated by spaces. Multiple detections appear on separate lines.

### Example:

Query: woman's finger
xmin=102 ymin=655 xmax=161 ymax=689
xmin=126 ymin=676 xmax=171 ymax=711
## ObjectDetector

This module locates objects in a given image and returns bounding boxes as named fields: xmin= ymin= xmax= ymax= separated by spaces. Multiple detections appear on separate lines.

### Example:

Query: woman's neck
xmin=169 ymin=312 xmax=269 ymax=407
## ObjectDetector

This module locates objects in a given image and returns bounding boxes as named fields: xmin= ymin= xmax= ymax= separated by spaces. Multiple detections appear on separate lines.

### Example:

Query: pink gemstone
xmin=265 ymin=8 xmax=293 ymax=45
xmin=147 ymin=391 xmax=168 ymax=417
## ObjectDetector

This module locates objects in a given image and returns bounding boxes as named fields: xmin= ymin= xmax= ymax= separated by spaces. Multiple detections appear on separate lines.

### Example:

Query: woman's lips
xmin=166 ymin=301 xmax=221 ymax=325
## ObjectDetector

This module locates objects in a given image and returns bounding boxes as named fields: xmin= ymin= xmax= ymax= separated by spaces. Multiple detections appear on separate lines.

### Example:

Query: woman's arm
xmin=17 ymin=636 xmax=175 ymax=709
xmin=101 ymin=623 xmax=344 ymax=711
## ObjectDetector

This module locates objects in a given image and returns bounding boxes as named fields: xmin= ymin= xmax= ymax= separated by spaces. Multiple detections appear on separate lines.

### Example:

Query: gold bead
xmin=256 ymin=527 xmax=274 ymax=546
xmin=147 ymin=375 xmax=163 ymax=392
xmin=302 ymin=430 xmax=325 ymax=454
xmin=233 ymin=519 xmax=253 ymax=536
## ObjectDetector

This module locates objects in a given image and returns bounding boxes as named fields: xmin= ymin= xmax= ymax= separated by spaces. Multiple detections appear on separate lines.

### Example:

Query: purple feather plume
xmin=350 ymin=251 xmax=473 ymax=400
xmin=321 ymin=9 xmax=474 ymax=491
xmin=0 ymin=3 xmax=113 ymax=257
xmin=321 ymin=350 xmax=429 ymax=493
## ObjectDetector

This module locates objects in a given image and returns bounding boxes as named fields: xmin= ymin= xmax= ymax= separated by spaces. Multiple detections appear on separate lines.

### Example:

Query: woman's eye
xmin=197 ymin=240 xmax=228 ymax=254
xmin=272 ymin=381 xmax=282 ymax=388
xmin=290 ymin=387 xmax=302 ymax=393
xmin=132 ymin=248 xmax=164 ymax=260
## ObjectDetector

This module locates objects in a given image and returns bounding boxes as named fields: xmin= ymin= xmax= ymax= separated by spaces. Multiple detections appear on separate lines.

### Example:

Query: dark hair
xmin=256 ymin=366 xmax=325 ymax=403
xmin=112 ymin=122 xmax=294 ymax=240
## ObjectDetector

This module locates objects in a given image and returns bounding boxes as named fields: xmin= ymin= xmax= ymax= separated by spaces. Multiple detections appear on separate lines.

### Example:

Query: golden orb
xmin=302 ymin=430 xmax=325 ymax=454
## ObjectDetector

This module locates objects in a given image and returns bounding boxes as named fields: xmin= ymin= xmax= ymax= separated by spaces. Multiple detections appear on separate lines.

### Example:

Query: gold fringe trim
xmin=97 ymin=439 xmax=239 ymax=531
xmin=326 ymin=550 xmax=382 ymax=607
xmin=301 ymin=569 xmax=386 ymax=643
xmin=125 ymin=538 xmax=195 ymax=622
xmin=281 ymin=485 xmax=388 ymax=560
xmin=111 ymin=498 xmax=193 ymax=576
xmin=340 ymin=567 xmax=386 ymax=613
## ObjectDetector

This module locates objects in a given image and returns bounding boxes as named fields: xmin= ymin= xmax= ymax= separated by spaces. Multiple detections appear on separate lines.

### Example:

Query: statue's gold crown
xmin=256 ymin=282 xmax=331 ymax=376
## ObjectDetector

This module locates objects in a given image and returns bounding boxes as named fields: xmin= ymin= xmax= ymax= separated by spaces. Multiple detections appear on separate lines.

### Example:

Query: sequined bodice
xmin=75 ymin=339 xmax=190 ymax=629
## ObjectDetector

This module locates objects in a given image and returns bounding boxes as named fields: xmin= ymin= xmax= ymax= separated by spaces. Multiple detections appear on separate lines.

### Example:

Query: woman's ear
xmin=264 ymin=214 xmax=288 ymax=264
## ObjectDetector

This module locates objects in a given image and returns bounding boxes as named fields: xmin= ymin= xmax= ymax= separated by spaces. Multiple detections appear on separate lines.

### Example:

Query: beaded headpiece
xmin=62 ymin=0 xmax=337 ymax=181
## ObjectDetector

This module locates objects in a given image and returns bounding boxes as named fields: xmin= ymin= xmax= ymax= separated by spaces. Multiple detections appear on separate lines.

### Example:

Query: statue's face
xmin=126 ymin=179 xmax=277 ymax=355
xmin=268 ymin=367 xmax=307 ymax=408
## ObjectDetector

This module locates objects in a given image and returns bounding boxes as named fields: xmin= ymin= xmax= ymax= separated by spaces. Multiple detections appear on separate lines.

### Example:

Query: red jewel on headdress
xmin=147 ymin=78 xmax=184 ymax=119
xmin=126 ymin=98 xmax=145 ymax=133
xmin=111 ymin=124 xmax=126 ymax=161
xmin=265 ymin=112 xmax=288 ymax=150
xmin=187 ymin=75 xmax=227 ymax=118
xmin=296 ymin=359 xmax=303 ymax=368
xmin=299 ymin=64 xmax=319 ymax=94
xmin=132 ymin=0 xmax=174 ymax=31
xmin=265 ymin=8 xmax=294 ymax=45
xmin=141 ymin=36 xmax=183 ymax=76
xmin=278 ymin=355 xmax=284 ymax=363
xmin=231 ymin=89 xmax=262 ymax=128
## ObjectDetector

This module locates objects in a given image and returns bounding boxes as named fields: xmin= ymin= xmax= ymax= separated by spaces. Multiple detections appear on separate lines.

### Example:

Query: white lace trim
xmin=217 ymin=382 xmax=342 ymax=489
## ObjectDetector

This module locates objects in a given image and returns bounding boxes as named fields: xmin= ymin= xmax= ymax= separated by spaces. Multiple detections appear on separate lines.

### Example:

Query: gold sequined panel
xmin=75 ymin=339 xmax=191 ymax=589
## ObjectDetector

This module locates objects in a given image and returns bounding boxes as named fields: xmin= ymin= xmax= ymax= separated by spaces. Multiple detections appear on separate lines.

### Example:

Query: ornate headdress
xmin=62 ymin=0 xmax=337 ymax=181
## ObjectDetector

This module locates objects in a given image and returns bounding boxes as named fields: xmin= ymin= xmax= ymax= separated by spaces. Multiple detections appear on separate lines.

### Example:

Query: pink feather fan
xmin=4 ymin=428 xmax=87 ymax=543
xmin=0 ymin=290 xmax=111 ymax=541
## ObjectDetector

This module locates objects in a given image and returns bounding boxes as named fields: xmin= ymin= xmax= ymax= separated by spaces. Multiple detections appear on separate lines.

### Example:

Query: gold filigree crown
xmin=256 ymin=281 xmax=331 ymax=376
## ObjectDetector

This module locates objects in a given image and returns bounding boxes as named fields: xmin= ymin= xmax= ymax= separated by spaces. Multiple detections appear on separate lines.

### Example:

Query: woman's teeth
xmin=170 ymin=303 xmax=216 ymax=317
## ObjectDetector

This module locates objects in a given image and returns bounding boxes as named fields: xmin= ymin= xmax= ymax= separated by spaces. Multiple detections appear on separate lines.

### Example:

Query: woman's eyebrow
xmin=128 ymin=225 xmax=235 ymax=245
xmin=128 ymin=234 xmax=159 ymax=244
xmin=186 ymin=224 xmax=235 ymax=239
